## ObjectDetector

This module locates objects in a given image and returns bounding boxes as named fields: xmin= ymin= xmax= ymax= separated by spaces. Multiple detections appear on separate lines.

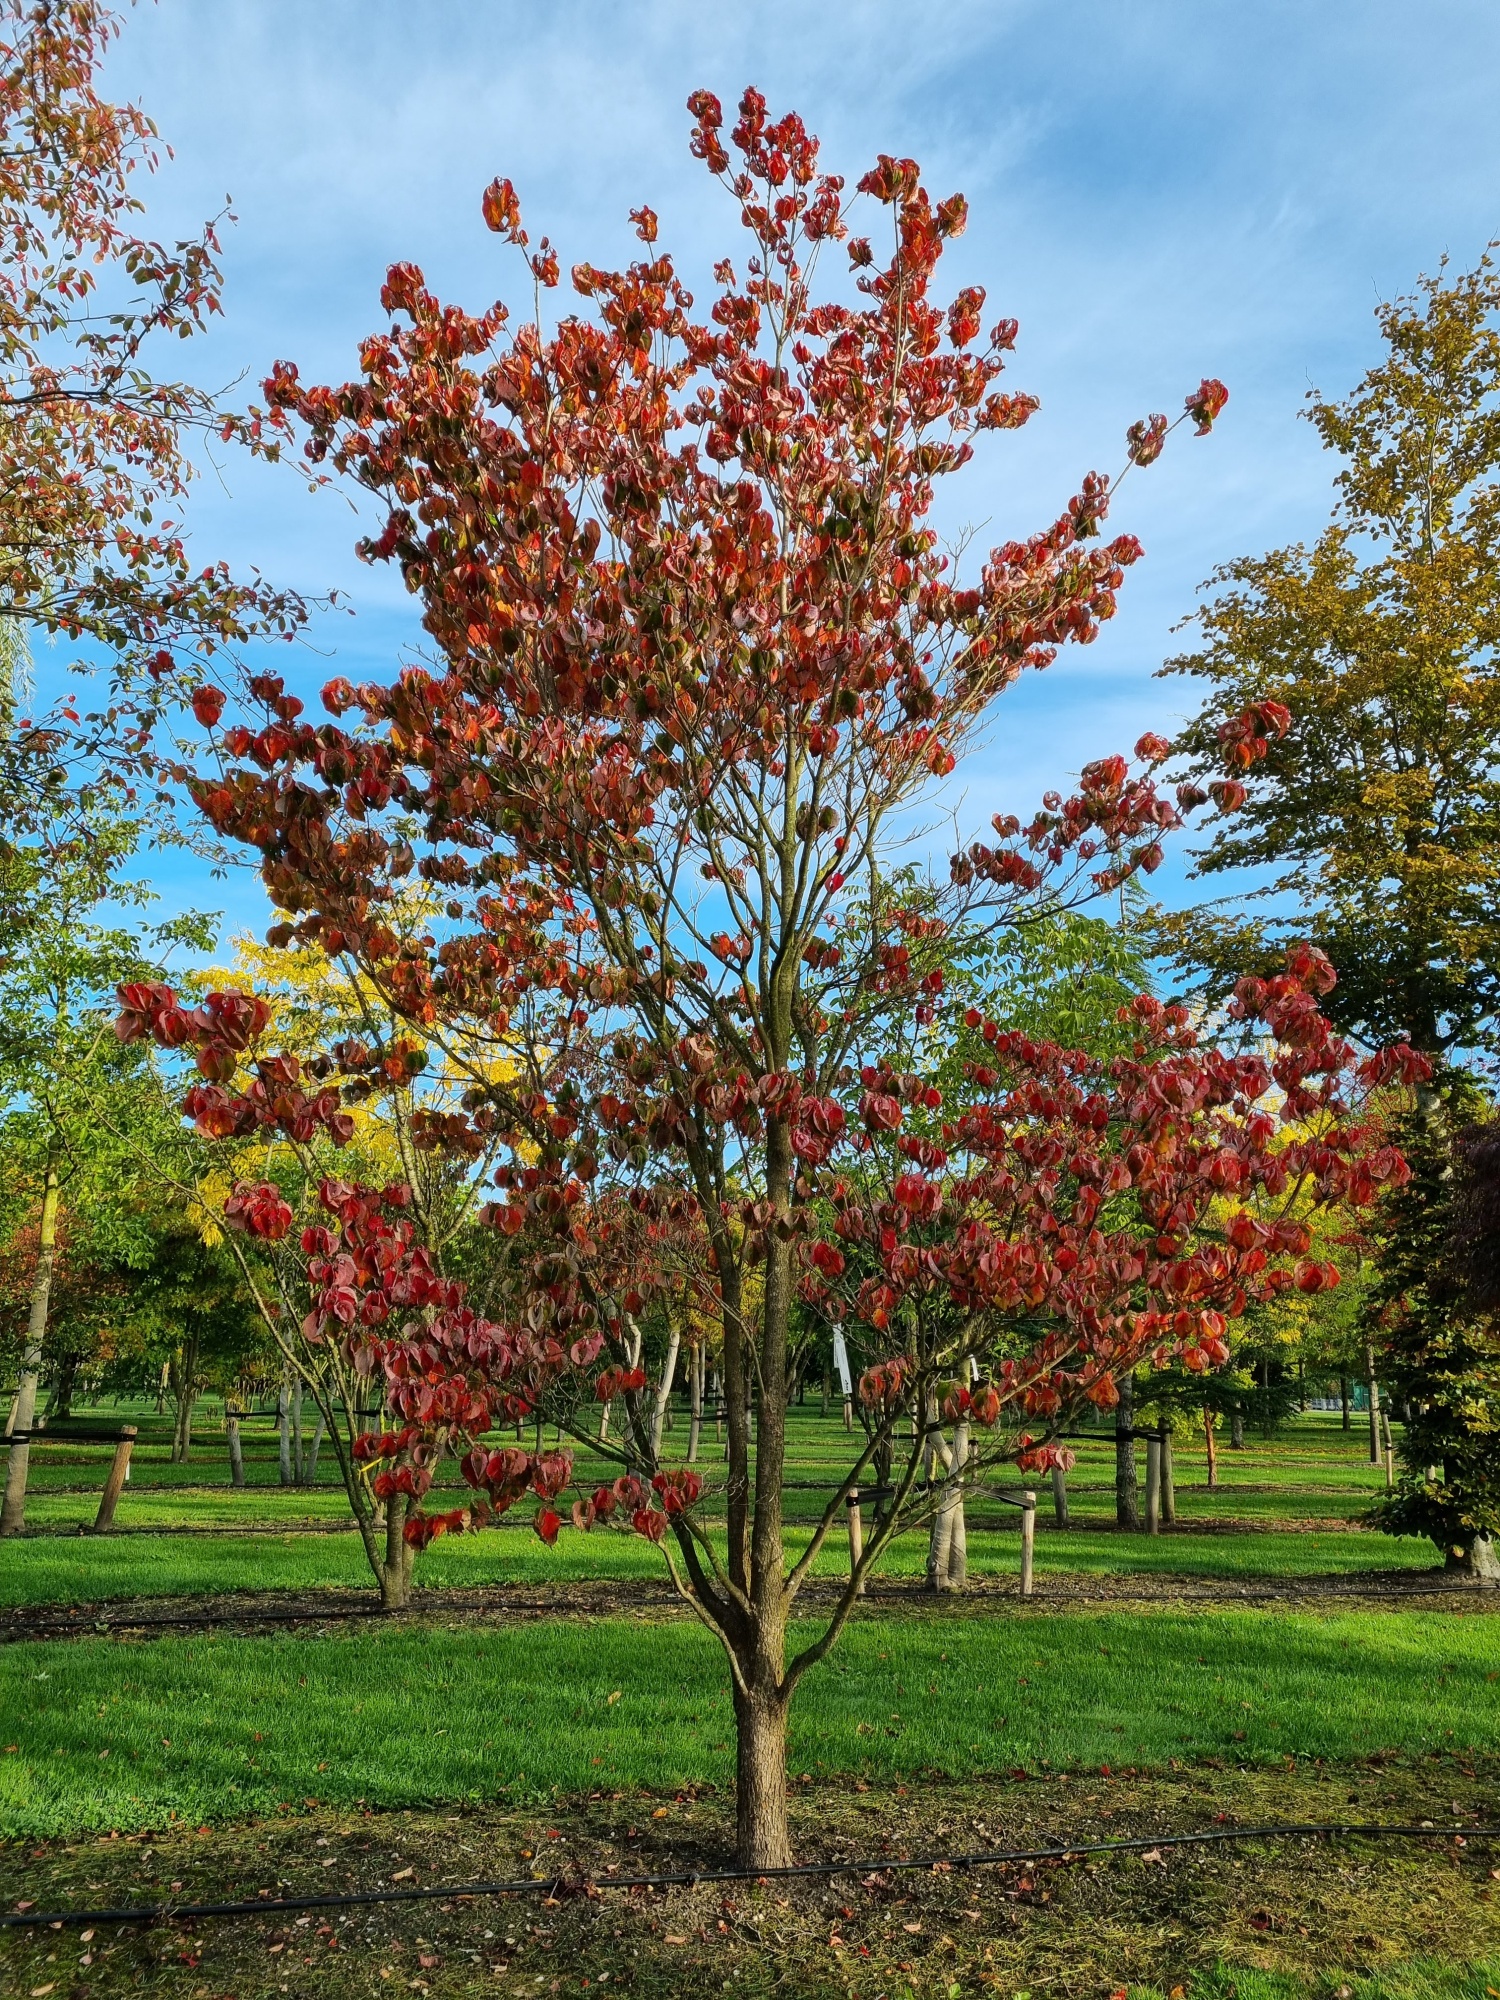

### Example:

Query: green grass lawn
xmin=2 ymin=1604 xmax=1495 ymax=1838
xmin=0 ymin=1511 xmax=1438 ymax=1609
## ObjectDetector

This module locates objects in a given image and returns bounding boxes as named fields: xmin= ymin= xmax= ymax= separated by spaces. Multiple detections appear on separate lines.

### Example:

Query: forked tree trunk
xmin=169 ymin=1339 xmax=200 ymax=1464
xmin=0 ymin=1145 xmax=61 ymax=1537
xmin=45 ymin=1353 xmax=79 ymax=1421
xmin=926 ymin=1421 xmax=968 ymax=1591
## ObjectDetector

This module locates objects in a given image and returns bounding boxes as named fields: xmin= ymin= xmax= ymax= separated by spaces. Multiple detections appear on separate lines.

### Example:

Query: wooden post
xmin=1020 ymin=1492 xmax=1036 ymax=1596
xmin=1145 ymin=1436 xmax=1161 ymax=1535
xmin=1051 ymin=1464 xmax=1069 ymax=1527
xmin=93 ymin=1427 xmax=137 ymax=1531
xmin=1160 ymin=1430 xmax=1176 ymax=1524
xmin=846 ymin=1487 xmax=865 ymax=1596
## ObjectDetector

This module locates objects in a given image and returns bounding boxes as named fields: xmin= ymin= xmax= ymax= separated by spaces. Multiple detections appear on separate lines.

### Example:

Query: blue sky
xmin=87 ymin=0 xmax=1500 ymax=943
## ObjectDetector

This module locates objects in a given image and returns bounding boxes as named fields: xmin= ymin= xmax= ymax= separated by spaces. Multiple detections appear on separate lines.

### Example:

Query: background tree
xmin=1367 ymin=1089 xmax=1500 ymax=1579
xmin=0 ymin=797 xmax=207 ymax=1532
xmin=0 ymin=0 xmax=303 ymax=831
xmin=1155 ymin=248 xmax=1500 ymax=1071
xmin=143 ymin=93 xmax=1414 ymax=1869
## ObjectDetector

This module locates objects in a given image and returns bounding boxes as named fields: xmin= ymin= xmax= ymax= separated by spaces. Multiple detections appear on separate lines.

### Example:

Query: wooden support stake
xmin=1020 ymin=1491 xmax=1036 ymax=1597
xmin=846 ymin=1487 xmax=866 ymax=1596
xmin=93 ymin=1427 xmax=137 ymax=1532
xmin=1051 ymin=1464 xmax=1069 ymax=1527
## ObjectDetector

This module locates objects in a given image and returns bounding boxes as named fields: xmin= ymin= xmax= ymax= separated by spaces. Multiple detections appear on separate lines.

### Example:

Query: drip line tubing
xmin=4 ymin=1820 xmax=1494 ymax=1932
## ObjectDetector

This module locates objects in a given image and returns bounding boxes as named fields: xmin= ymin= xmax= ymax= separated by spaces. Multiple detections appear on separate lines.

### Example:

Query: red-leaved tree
xmin=129 ymin=92 xmax=1420 ymax=1865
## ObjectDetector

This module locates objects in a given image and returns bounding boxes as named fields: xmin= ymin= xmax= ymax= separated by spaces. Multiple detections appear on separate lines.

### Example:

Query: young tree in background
xmin=1368 ymin=1095 xmax=1500 ymax=1578
xmin=133 ymin=93 xmax=1418 ymax=1866
xmin=0 ymin=799 xmax=208 ymax=1532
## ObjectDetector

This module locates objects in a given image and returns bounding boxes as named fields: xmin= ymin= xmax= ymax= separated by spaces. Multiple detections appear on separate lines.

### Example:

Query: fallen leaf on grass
xmin=902 ymin=1921 xmax=923 ymax=1934
xmin=1140 ymin=1848 xmax=1165 ymax=1865
xmin=30 ymin=1985 xmax=55 ymax=1997
xmin=664 ymin=1935 xmax=688 ymax=1945
xmin=391 ymin=1867 xmax=414 ymax=1881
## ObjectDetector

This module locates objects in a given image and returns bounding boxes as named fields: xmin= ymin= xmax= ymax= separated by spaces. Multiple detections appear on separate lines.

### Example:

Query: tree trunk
xmin=733 ymin=1681 xmax=792 ymax=1870
xmin=380 ymin=1490 xmax=413 ymax=1609
xmin=291 ymin=1378 xmax=305 ymax=1481
xmin=1 ymin=1145 xmax=61 ymax=1537
xmin=1230 ymin=1404 xmax=1246 ymax=1449
xmin=926 ymin=1421 xmax=968 ymax=1591
xmin=1115 ymin=1375 xmax=1140 ymax=1529
xmin=169 ymin=1338 xmax=200 ymax=1464
xmin=277 ymin=1380 xmax=293 ymax=1485
xmin=302 ymin=1412 xmax=325 ymax=1486
xmin=650 ymin=1327 xmax=681 ymax=1461
xmin=1445 ymin=1533 xmax=1500 ymax=1585
xmin=155 ymin=1360 xmax=169 ymax=1415
xmin=687 ymin=1343 xmax=703 ymax=1464
xmin=227 ymin=1410 xmax=245 ymax=1489
xmin=1365 ymin=1344 xmax=1382 ymax=1465
xmin=1340 ymin=1375 xmax=1351 ymax=1430
xmin=1203 ymin=1405 xmax=1218 ymax=1491
xmin=45 ymin=1352 xmax=79 ymax=1421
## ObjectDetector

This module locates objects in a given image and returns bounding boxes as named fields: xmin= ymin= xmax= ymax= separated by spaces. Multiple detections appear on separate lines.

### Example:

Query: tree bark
xmin=1446 ymin=1534 xmax=1500 ymax=1584
xmin=380 ymin=1490 xmax=413 ymax=1609
xmin=1115 ymin=1374 xmax=1140 ymax=1529
xmin=733 ymin=1682 xmax=793 ymax=1869
xmin=650 ymin=1327 xmax=681 ymax=1461
xmin=169 ymin=1338 xmax=199 ymax=1464
xmin=1203 ymin=1405 xmax=1218 ymax=1490
xmin=227 ymin=1409 xmax=245 ymax=1489
xmin=1 ymin=1145 xmax=62 ymax=1537
xmin=1365 ymin=1343 xmax=1382 ymax=1465
xmin=1230 ymin=1404 xmax=1246 ymax=1450
xmin=302 ymin=1411 xmax=325 ymax=1486
xmin=1340 ymin=1375 xmax=1351 ymax=1429
xmin=925 ymin=1421 xmax=968 ymax=1591
xmin=687 ymin=1342 xmax=703 ymax=1464
xmin=45 ymin=1352 xmax=79 ymax=1421
xmin=277 ymin=1380 xmax=293 ymax=1485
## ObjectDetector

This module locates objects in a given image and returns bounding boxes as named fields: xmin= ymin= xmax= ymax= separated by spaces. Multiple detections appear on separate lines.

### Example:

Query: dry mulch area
xmin=4 ymin=1759 xmax=1499 ymax=1997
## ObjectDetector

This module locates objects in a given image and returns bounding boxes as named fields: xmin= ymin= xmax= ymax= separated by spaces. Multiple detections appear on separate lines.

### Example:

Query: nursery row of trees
xmin=2 ymin=1 xmax=1499 ymax=1867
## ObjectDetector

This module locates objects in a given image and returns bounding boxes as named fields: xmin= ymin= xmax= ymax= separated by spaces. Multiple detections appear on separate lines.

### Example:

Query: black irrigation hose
xmin=5 ymin=1821 xmax=1495 ymax=1932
